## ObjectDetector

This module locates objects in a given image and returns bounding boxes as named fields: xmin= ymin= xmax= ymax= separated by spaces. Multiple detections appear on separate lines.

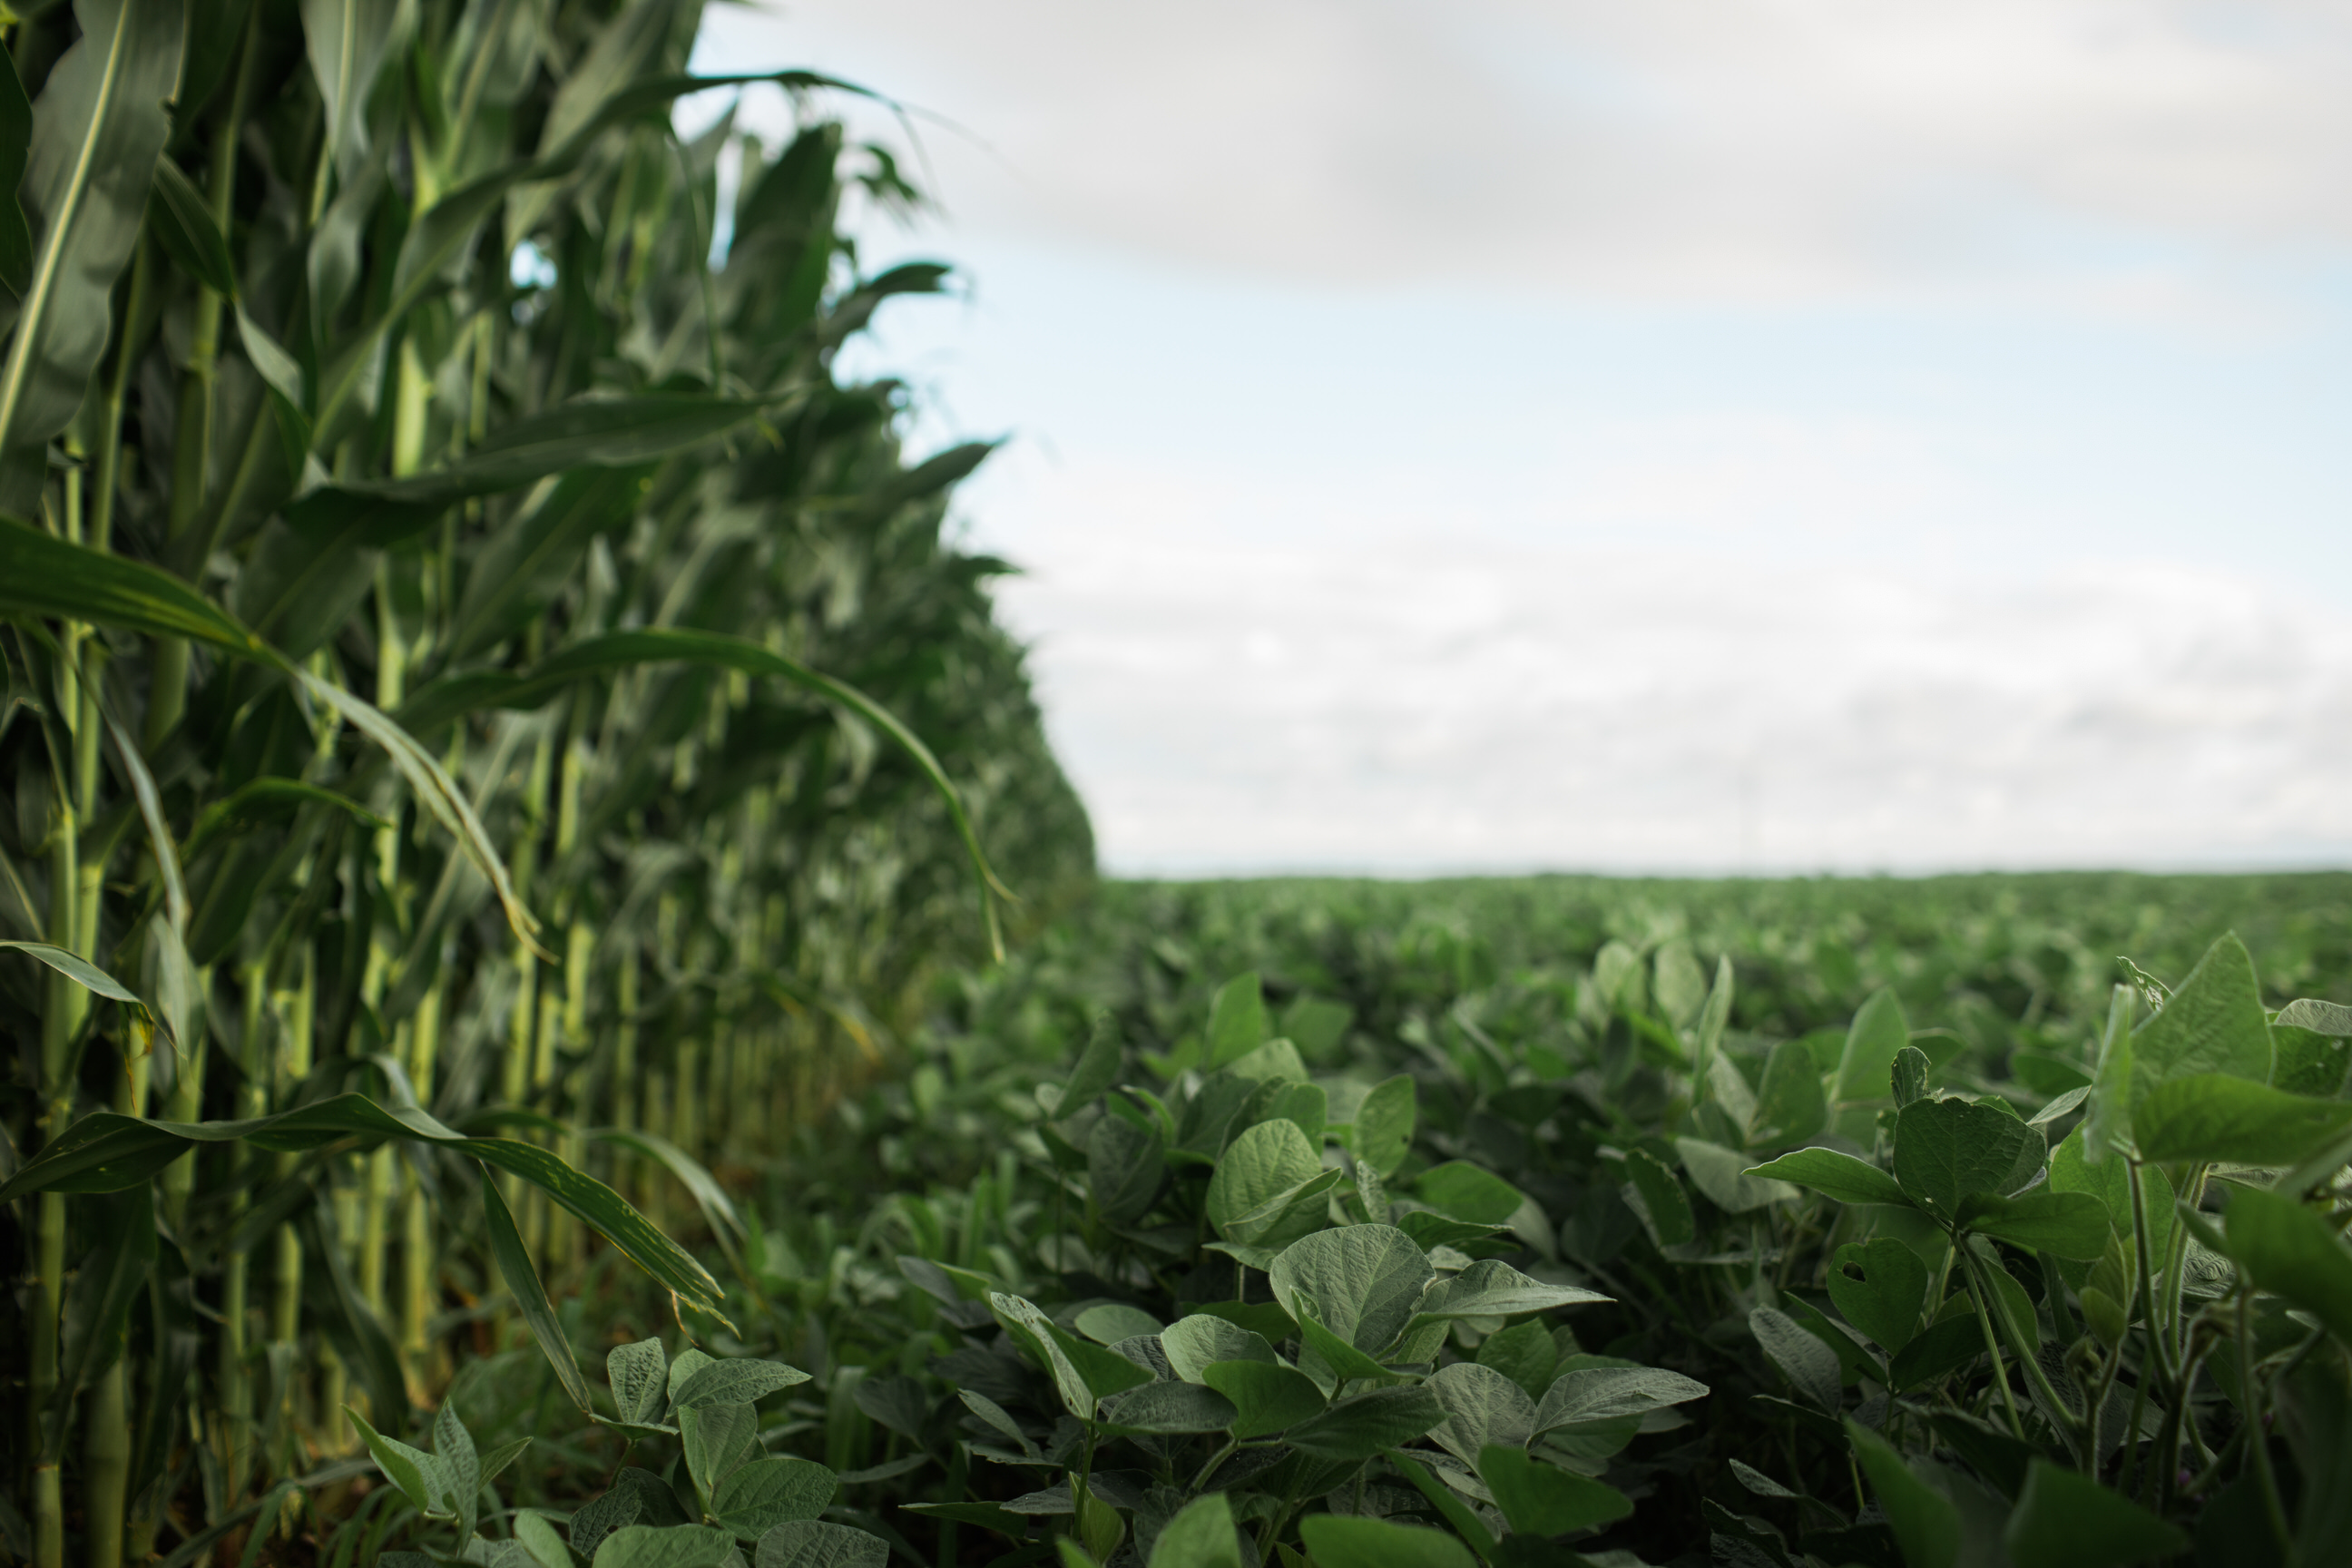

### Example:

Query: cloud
xmin=708 ymin=0 xmax=2352 ymax=304
xmin=983 ymin=456 xmax=2352 ymax=874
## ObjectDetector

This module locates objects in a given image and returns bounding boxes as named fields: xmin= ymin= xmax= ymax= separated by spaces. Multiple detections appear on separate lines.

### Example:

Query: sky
xmin=688 ymin=1 xmax=2352 ymax=877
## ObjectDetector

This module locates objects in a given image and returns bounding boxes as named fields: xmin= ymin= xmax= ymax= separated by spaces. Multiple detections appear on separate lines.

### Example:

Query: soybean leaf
xmin=1297 ymin=1516 xmax=1475 ymax=1568
xmin=481 ymin=1168 xmax=595 ymax=1414
xmin=591 ymin=1525 xmax=736 ymax=1568
xmin=513 ymin=1512 xmax=569 ymax=1568
xmin=1847 ymin=1419 xmax=1958 ymax=1568
xmin=347 ymin=1407 xmax=448 ymax=1517
xmin=2223 ymin=1187 xmax=2352 ymax=1346
xmin=44 ymin=1189 xmax=156 ymax=1460
xmin=1678 ymin=1137 xmax=1799 ymax=1212
xmin=673 ymin=1359 xmax=812 ymax=1411
xmin=1828 ymin=1239 xmax=1929 ymax=1355
xmin=1283 ymin=1386 xmax=1445 ymax=1461
xmin=2276 ymin=998 xmax=2352 ymax=1037
xmin=1476 ymin=1445 xmax=1632 ymax=1537
xmin=1750 ymin=1038 xmax=1829 ymax=1146
xmin=1744 ymin=1147 xmax=1910 ymax=1210
xmin=711 ymin=1456 xmax=836 ymax=1542
xmin=1751 ymin=1307 xmax=1842 ymax=1414
xmin=1891 ymin=1097 xmax=2040 ymax=1221
xmin=1532 ymin=1366 xmax=1710 ymax=1434
xmin=1414 ymin=1161 xmax=1525 ymax=1225
xmin=2132 ymin=1074 xmax=2352 ymax=1166
xmin=1073 ymin=1304 xmax=1163 ymax=1346
xmin=1888 ymin=1316 xmax=1988 ymax=1393
xmin=1205 ymin=1119 xmax=1320 ymax=1236
xmin=1624 ymin=1147 xmax=1697 ymax=1246
xmin=1144 ymin=1493 xmax=1242 ymax=1568
xmin=1058 ymin=1012 xmax=1122 ymax=1121
xmin=1423 ymin=1361 xmax=1535 ymax=1466
xmin=1086 ymin=1113 xmax=1166 ymax=1227
xmin=1160 ymin=1316 xmax=1278 ymax=1383
xmin=1956 ymin=1191 xmax=2111 ymax=1261
xmin=2085 ymin=985 xmax=2138 ymax=1162
xmin=1835 ymin=990 xmax=1911 ymax=1103
xmin=1268 ymin=1225 xmax=1434 ymax=1357
xmin=1201 ymin=1361 xmax=1324 ymax=1438
xmin=1892 ymin=1044 xmax=1932 ymax=1108
xmin=681 ymin=1403 xmax=760 ymax=1505
xmin=1205 ymin=972 xmax=1268 ymax=1068
xmin=1475 ymin=1320 xmax=1561 ymax=1404
xmin=1412 ymin=1259 xmax=1608 ymax=1328
xmin=1350 ymin=1074 xmax=1416 ymax=1179
xmin=2003 ymin=1459 xmax=2184 ymax=1568
xmin=752 ymin=1522 xmax=887 ymax=1568
xmin=2047 ymin=1126 xmax=2173 ymax=1273
xmin=433 ymin=1401 xmax=481 ymax=1543
xmin=2129 ymin=934 xmax=2273 ymax=1106
xmin=1096 ymin=1381 xmax=1238 ymax=1436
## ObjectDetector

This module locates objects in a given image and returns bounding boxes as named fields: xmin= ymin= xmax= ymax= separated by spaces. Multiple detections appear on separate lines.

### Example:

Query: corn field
xmin=0 ymin=2 xmax=1089 ymax=1566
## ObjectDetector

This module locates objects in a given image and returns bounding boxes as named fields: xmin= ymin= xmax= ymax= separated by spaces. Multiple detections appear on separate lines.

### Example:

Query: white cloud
xmin=710 ymin=0 xmax=2352 ymax=304
xmin=986 ymin=457 xmax=2352 ymax=874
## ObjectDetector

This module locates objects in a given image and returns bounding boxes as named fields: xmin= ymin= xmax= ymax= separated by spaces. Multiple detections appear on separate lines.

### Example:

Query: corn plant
xmin=0 ymin=2 xmax=1085 ymax=1566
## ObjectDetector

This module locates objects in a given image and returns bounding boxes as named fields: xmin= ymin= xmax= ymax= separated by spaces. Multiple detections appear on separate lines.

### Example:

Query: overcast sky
xmin=690 ymin=2 xmax=2352 ymax=876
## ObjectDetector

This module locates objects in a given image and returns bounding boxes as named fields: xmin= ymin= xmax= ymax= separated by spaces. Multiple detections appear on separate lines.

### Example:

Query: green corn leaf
xmin=479 ymin=1167 xmax=595 ymax=1414
xmin=0 ymin=513 xmax=271 ymax=656
xmin=181 ymin=779 xmax=387 ymax=863
xmin=0 ymin=49 xmax=31 ymax=296
xmin=103 ymin=713 xmax=193 ymax=1053
xmin=0 ymin=0 xmax=183 ymax=511
xmin=0 ymin=940 xmax=141 ymax=1005
xmin=146 ymin=156 xmax=235 ymax=297
xmin=300 ymin=0 xmax=402 ymax=187
xmin=43 ymin=1189 xmax=155 ymax=1462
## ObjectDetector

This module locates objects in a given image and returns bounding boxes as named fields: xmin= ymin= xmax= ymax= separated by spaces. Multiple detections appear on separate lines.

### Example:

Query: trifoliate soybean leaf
xmin=1892 ymin=1097 xmax=2041 ymax=1220
xmin=592 ymin=1525 xmax=736 ymax=1568
xmin=2132 ymin=1074 xmax=2352 ymax=1166
xmin=1351 ymin=1074 xmax=1416 ymax=1180
xmin=1828 ymin=1239 xmax=1929 ymax=1355
xmin=1060 ymin=1012 xmax=1122 ymax=1120
xmin=681 ymin=1403 xmax=760 ymax=1503
xmin=667 ymin=1349 xmax=717 ymax=1404
xmin=1298 ymin=1515 xmax=1475 ymax=1568
xmin=1969 ymin=1246 xmax=2043 ymax=1357
xmin=1201 ymin=1361 xmax=1325 ymax=1438
xmin=1476 ymin=1445 xmax=1633 ymax=1538
xmin=1751 ymin=1307 xmax=1842 ymax=1414
xmin=1221 ymin=1038 xmax=1307 ymax=1087
xmin=1289 ymin=1293 xmax=1393 ymax=1390
xmin=1751 ymin=1039 xmax=1829 ymax=1146
xmin=1395 ymin=1210 xmax=1504 ymax=1252
xmin=1476 ymin=1319 xmax=1562 ymax=1404
xmin=2047 ymin=1125 xmax=2173 ymax=1273
xmin=2129 ymin=935 xmax=2272 ymax=1105
xmin=1423 ymin=1362 xmax=1536 ymax=1465
xmin=711 ymin=1456 xmax=837 ymax=1541
xmin=1678 ymin=1137 xmax=1799 ymax=1212
xmin=2004 ymin=1458 xmax=2184 ymax=1568
xmin=1269 ymin=1226 xmax=1434 ymax=1357
xmin=2028 ymin=1086 xmax=2092 ymax=1127
xmin=1206 ymin=1119 xmax=1322 ymax=1235
xmin=434 ymin=1402 xmax=482 ymax=1541
xmin=1160 ymin=1316 xmax=1279 ymax=1383
xmin=752 ymin=1521 xmax=887 ymax=1568
xmin=1417 ymin=1161 xmax=1526 ymax=1224
xmin=1957 ymin=1191 xmax=2111 ymax=1260
xmin=1206 ymin=973 xmax=1269 ymax=1069
xmin=996 ymin=1292 xmax=1145 ymax=1416
xmin=1222 ymin=1167 xmax=1345 ymax=1252
xmin=1087 ymin=1114 xmax=1167 ymax=1228
xmin=1744 ymin=1147 xmax=1910 ymax=1209
xmin=1260 ymin=1082 xmax=1328 ymax=1143
xmin=608 ymin=1338 xmax=670 ymax=1426
xmin=1846 ymin=1419 xmax=1958 ymax=1568
xmin=673 ymin=1359 xmax=811 ymax=1411
xmin=1285 ymin=1386 xmax=1446 ymax=1460
xmin=2224 ymin=1186 xmax=2352 ymax=1346
xmin=1415 ymin=1259 xmax=1609 ymax=1328
xmin=1097 ymin=1380 xmax=1238 ymax=1436
xmin=1836 ymin=990 xmax=1912 ymax=1103
xmin=1624 ymin=1148 xmax=1697 ymax=1246
xmin=1531 ymin=1366 xmax=1710 ymax=1435
xmin=1144 ymin=1491 xmax=1243 ymax=1568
